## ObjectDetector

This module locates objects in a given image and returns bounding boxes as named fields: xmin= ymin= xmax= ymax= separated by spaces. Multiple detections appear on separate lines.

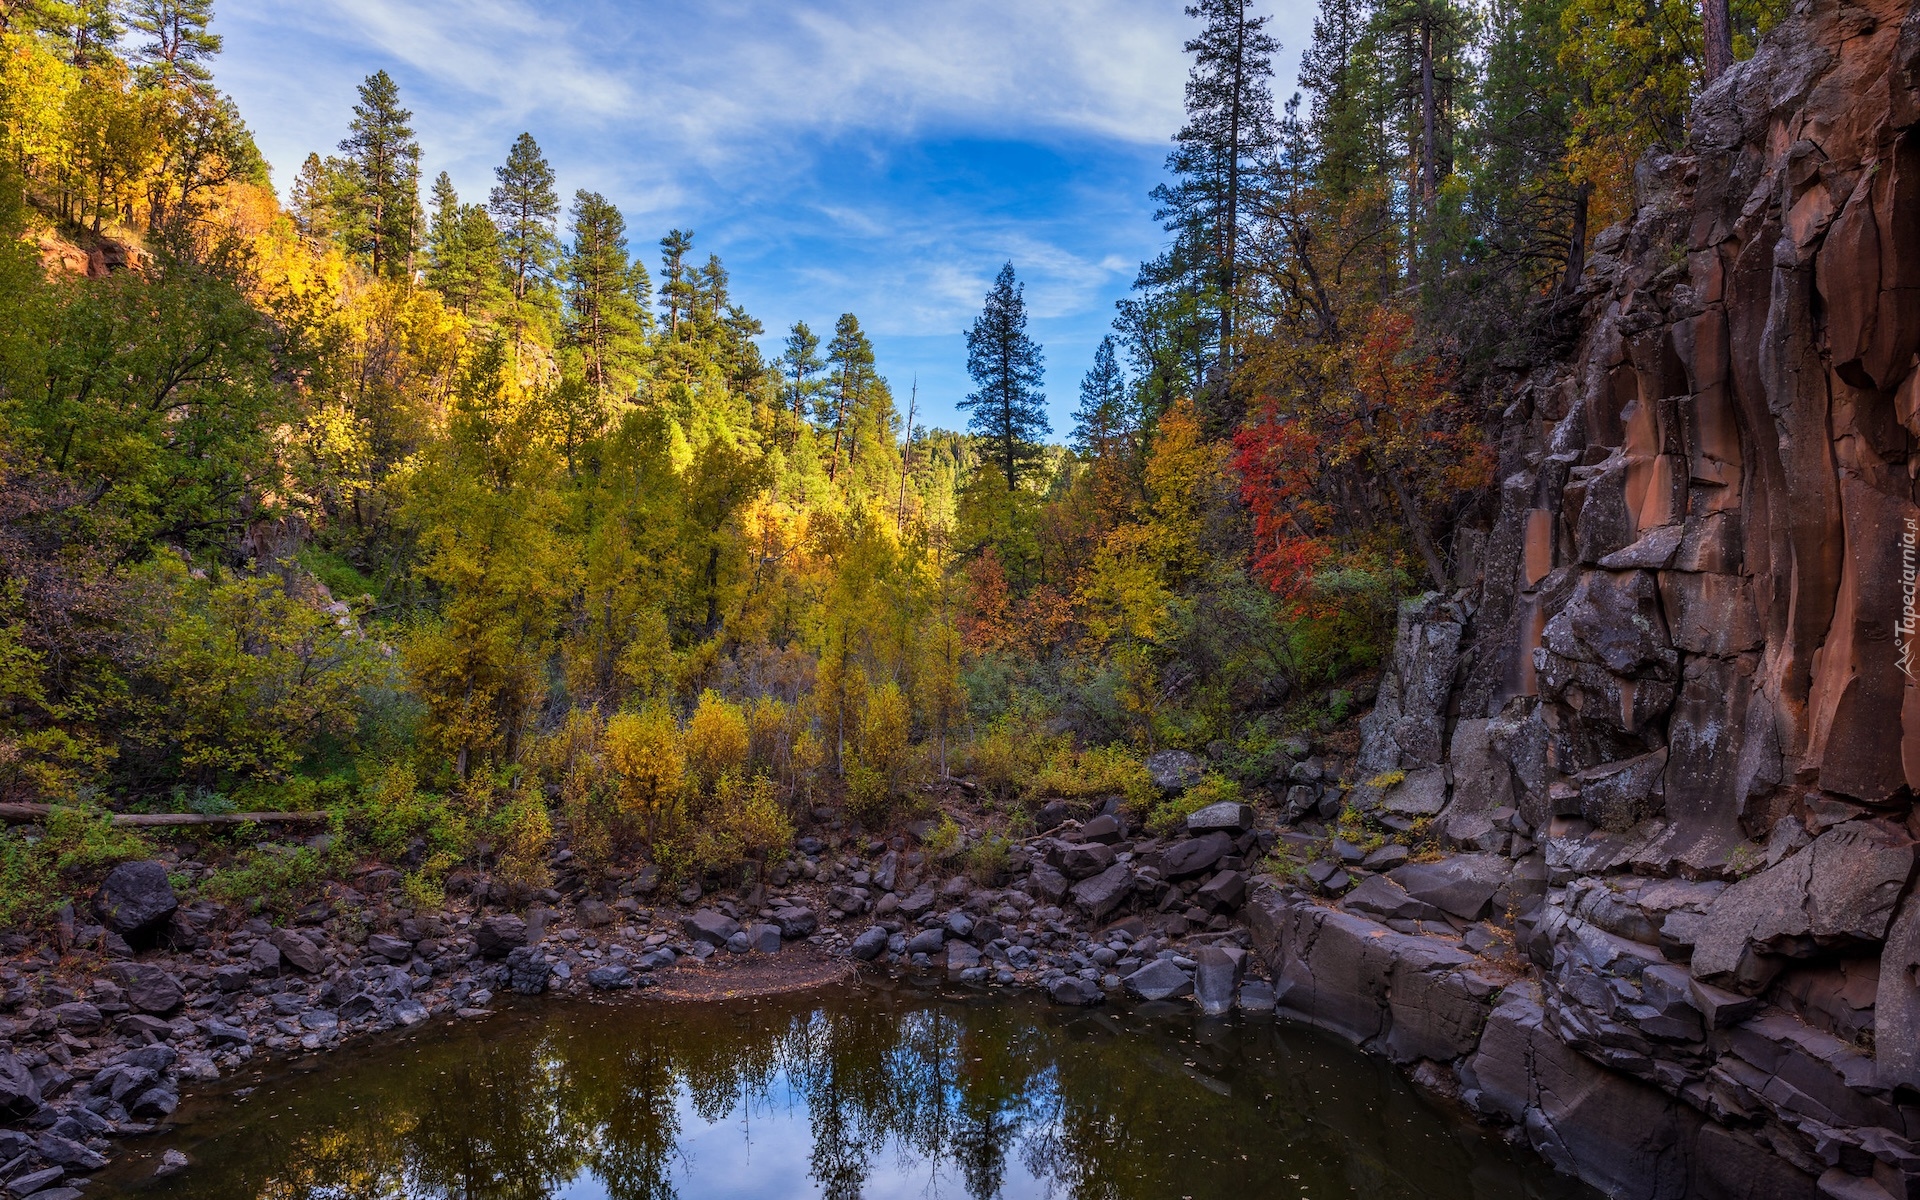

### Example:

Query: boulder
xmin=747 ymin=923 xmax=782 ymax=954
xmin=8 ymin=1168 xmax=65 ymax=1197
xmin=246 ymin=939 xmax=282 ymax=976
xmin=1192 ymin=945 xmax=1243 ymax=1015
xmin=92 ymin=862 xmax=178 ymax=940
xmin=1161 ymin=832 xmax=1233 ymax=879
xmin=1194 ymin=869 xmax=1246 ymax=913
xmin=107 ymin=963 xmax=183 ymax=1015
xmin=504 ymin=946 xmax=551 ymax=995
xmin=946 ymin=941 xmax=983 ymax=973
xmin=1048 ymin=976 xmax=1104 ymax=1006
xmin=1186 ymin=801 xmax=1253 ymax=835
xmin=272 ymin=929 xmax=325 ymax=974
xmin=576 ymin=898 xmax=614 ymax=927
xmin=1026 ymin=864 xmax=1070 ymax=904
xmin=475 ymin=914 xmax=529 ymax=958
xmin=1340 ymin=875 xmax=1444 ymax=923
xmin=850 ymin=927 xmax=889 ymax=961
xmin=1123 ymin=959 xmax=1194 ymax=1001
xmin=1034 ymin=800 xmax=1074 ymax=832
xmin=1070 ymin=863 xmax=1134 ymax=923
xmin=1146 ymin=749 xmax=1204 ymax=792
xmin=906 ymin=928 xmax=945 ymax=955
xmin=1237 ymin=980 xmax=1276 ymax=1012
xmin=1080 ymin=813 xmax=1123 ymax=843
xmin=366 ymin=933 xmax=412 ymax=962
xmin=1691 ymin=824 xmax=1914 ymax=993
xmin=1056 ymin=842 xmax=1116 ymax=880
xmin=0 ymin=1053 xmax=41 ymax=1118
xmin=897 ymin=888 xmax=937 ymax=918
xmin=1382 ymin=766 xmax=1449 ymax=817
xmin=587 ymin=964 xmax=635 ymax=990
xmin=1386 ymin=854 xmax=1511 ymax=920
xmin=680 ymin=909 xmax=740 ymax=948
xmin=155 ymin=1149 xmax=189 ymax=1179
xmin=771 ymin=906 xmax=818 ymax=938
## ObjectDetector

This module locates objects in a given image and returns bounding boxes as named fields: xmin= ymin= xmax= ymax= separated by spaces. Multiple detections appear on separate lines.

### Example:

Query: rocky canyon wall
xmin=1248 ymin=0 xmax=1920 ymax=1195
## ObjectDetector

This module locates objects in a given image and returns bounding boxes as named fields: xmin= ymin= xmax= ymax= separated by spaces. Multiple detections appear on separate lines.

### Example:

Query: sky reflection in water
xmin=120 ymin=980 xmax=1596 ymax=1200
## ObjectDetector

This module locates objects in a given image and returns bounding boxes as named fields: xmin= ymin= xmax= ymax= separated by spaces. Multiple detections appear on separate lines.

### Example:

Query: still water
xmin=106 ymin=980 xmax=1593 ymax=1199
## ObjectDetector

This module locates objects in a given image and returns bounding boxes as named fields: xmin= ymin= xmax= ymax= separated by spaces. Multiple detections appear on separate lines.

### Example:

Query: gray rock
xmin=1880 ymin=890 xmax=1920 ymax=1090
xmin=107 ymin=962 xmax=181 ymax=1015
xmin=680 ymin=909 xmax=741 ymax=947
xmin=1186 ymin=801 xmax=1254 ymax=835
xmin=300 ymin=1009 xmax=338 ymax=1032
xmin=246 ymin=939 xmax=282 ymax=976
xmin=1340 ymin=875 xmax=1444 ymax=923
xmin=504 ymin=946 xmax=552 ymax=995
xmin=271 ymin=929 xmax=325 ymax=974
xmin=897 ymin=888 xmax=937 ymax=918
xmin=1070 ymin=863 xmax=1134 ymax=923
xmin=1386 ymin=854 xmax=1511 ymax=920
xmin=1034 ymin=800 xmax=1074 ymax=832
xmin=1356 ymin=593 xmax=1465 ymax=775
xmin=1026 ymin=864 xmax=1070 ymax=904
xmin=0 ymin=1054 xmax=41 ymax=1118
xmin=7 ymin=1167 xmax=64 ymax=1197
xmin=1080 ymin=813 xmax=1123 ymax=843
xmin=1147 ymin=749 xmax=1205 ymax=792
xmin=1161 ymin=832 xmax=1233 ymax=879
xmin=771 ymin=906 xmax=818 ymax=938
xmin=92 ymin=861 xmax=178 ymax=939
xmin=906 ymin=928 xmax=945 ymax=955
xmin=1192 ymin=945 xmax=1242 ymax=1015
xmin=366 ymin=933 xmax=412 ymax=962
xmin=1123 ymin=958 xmax=1194 ymax=1001
xmin=1195 ymin=869 xmax=1246 ymax=912
xmin=576 ymin=898 xmax=614 ymax=927
xmin=1048 ymin=975 xmax=1104 ymax=1006
xmin=475 ymin=914 xmax=528 ymax=958
xmin=946 ymin=941 xmax=983 ymax=972
xmin=725 ymin=931 xmax=751 ymax=954
xmin=1360 ymin=844 xmax=1410 ymax=871
xmin=36 ymin=1133 xmax=106 ymax=1170
xmin=748 ymin=923 xmax=782 ymax=954
xmin=201 ymin=1018 xmax=250 ymax=1045
xmin=850 ymin=927 xmax=889 ymax=961
xmin=392 ymin=1000 xmax=430 ymax=1025
xmin=1382 ymin=766 xmax=1449 ymax=817
xmin=1691 ymin=824 xmax=1914 ymax=993
xmin=154 ymin=1149 xmax=189 ymax=1179
xmin=587 ymin=964 xmax=635 ymax=989
xmin=1237 ymin=980 xmax=1276 ymax=1012
xmin=1057 ymin=841 xmax=1115 ymax=880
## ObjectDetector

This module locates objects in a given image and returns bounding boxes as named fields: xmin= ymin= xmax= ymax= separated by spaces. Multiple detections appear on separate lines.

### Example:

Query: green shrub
xmin=1032 ymin=742 xmax=1155 ymax=811
xmin=203 ymin=844 xmax=329 ymax=914
xmin=966 ymin=834 xmax=1010 ymax=885
xmin=1146 ymin=773 xmax=1243 ymax=837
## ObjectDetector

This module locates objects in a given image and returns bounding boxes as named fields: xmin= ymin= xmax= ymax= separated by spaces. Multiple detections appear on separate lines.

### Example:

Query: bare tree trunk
xmin=1702 ymin=0 xmax=1733 ymax=83
xmin=1561 ymin=180 xmax=1591 ymax=295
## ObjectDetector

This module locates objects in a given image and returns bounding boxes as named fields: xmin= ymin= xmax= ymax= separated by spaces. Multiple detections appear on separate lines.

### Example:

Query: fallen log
xmin=0 ymin=803 xmax=332 ymax=828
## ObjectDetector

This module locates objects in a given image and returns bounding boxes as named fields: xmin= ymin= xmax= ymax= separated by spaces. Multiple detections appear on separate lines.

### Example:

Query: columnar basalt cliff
xmin=1250 ymin=0 xmax=1920 ymax=1195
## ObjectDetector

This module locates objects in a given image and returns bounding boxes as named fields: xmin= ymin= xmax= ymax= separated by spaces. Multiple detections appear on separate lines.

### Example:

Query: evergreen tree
xmin=124 ymin=0 xmax=220 ymax=88
xmin=425 ymin=173 xmax=506 ymax=316
xmin=488 ymin=132 xmax=558 ymax=302
xmin=781 ymin=321 xmax=824 ymax=428
xmin=823 ymin=312 xmax=876 ymax=482
xmin=961 ymin=263 xmax=1048 ymax=487
xmin=657 ymin=229 xmax=695 ymax=339
xmin=1071 ymin=336 xmax=1129 ymax=459
xmin=562 ymin=189 xmax=650 ymax=397
xmin=337 ymin=70 xmax=420 ymax=281
xmin=1155 ymin=0 xmax=1280 ymax=372
xmin=290 ymin=152 xmax=342 ymax=246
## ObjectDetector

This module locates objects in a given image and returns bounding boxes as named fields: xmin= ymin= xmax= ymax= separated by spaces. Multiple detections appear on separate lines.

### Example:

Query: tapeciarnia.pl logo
xmin=1902 ymin=516 xmax=1919 ymax=680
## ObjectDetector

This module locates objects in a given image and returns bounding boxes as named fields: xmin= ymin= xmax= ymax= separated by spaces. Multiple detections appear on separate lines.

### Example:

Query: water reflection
xmin=122 ymin=982 xmax=1593 ymax=1199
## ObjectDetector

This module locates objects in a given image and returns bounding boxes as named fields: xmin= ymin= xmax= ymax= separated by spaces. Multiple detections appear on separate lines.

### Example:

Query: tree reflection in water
xmin=129 ymin=981 xmax=1596 ymax=1200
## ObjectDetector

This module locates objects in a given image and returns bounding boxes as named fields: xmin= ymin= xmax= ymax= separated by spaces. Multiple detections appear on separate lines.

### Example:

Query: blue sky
xmin=212 ymin=1 xmax=1308 ymax=434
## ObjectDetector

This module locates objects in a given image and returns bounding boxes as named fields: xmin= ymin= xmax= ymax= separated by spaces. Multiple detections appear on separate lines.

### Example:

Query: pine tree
xmin=1155 ymin=0 xmax=1280 ymax=372
xmin=124 ymin=0 xmax=220 ymax=88
xmin=488 ymin=132 xmax=558 ymax=302
xmin=1071 ymin=336 xmax=1129 ymax=459
xmin=562 ymin=189 xmax=650 ymax=397
xmin=781 ymin=321 xmax=824 ymax=429
xmin=337 ymin=71 xmax=420 ymax=281
xmin=657 ymin=229 xmax=695 ymax=339
xmin=961 ymin=263 xmax=1048 ymax=488
xmin=823 ymin=312 xmax=876 ymax=482
xmin=425 ymin=173 xmax=506 ymax=316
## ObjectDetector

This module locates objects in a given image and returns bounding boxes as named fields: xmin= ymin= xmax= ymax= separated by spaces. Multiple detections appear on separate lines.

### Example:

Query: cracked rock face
xmin=1274 ymin=0 xmax=1920 ymax=1196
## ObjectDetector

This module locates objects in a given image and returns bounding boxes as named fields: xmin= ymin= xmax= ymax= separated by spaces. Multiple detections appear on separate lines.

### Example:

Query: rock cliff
xmin=1249 ymin=0 xmax=1920 ymax=1195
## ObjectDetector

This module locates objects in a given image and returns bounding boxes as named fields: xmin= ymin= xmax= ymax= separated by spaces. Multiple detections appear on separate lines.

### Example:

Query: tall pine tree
xmin=562 ymin=189 xmax=650 ymax=398
xmin=425 ymin=173 xmax=506 ymax=316
xmin=124 ymin=0 xmax=219 ymax=88
xmin=782 ymin=321 xmax=824 ymax=430
xmin=338 ymin=71 xmax=419 ymax=281
xmin=961 ymin=263 xmax=1048 ymax=488
xmin=488 ymin=132 xmax=558 ymax=303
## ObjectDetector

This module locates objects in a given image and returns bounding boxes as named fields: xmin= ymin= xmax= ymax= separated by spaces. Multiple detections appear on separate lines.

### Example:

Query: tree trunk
xmin=1561 ymin=180 xmax=1591 ymax=296
xmin=1702 ymin=0 xmax=1734 ymax=83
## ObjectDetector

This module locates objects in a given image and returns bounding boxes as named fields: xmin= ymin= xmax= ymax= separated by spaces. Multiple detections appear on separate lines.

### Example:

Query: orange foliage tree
xmin=1232 ymin=307 xmax=1490 ymax=601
